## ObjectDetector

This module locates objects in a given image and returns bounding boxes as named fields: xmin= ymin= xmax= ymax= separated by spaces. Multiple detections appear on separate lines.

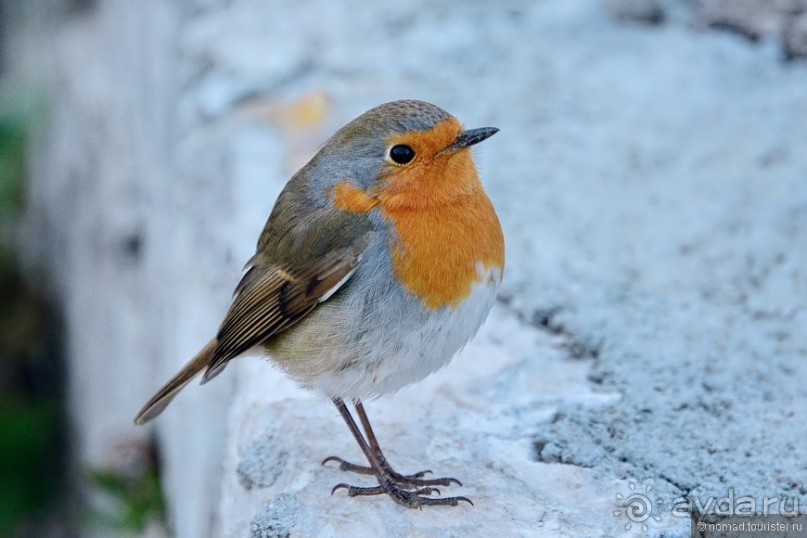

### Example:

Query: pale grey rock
xmin=689 ymin=0 xmax=807 ymax=43
xmin=249 ymin=494 xmax=298 ymax=538
xmin=785 ymin=12 xmax=807 ymax=60
xmin=211 ymin=0 xmax=807 ymax=536
xmin=237 ymin=433 xmax=290 ymax=490
xmin=605 ymin=0 xmax=666 ymax=25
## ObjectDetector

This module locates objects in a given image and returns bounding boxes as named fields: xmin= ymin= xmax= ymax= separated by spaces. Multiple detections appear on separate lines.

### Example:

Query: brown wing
xmin=201 ymin=243 xmax=365 ymax=382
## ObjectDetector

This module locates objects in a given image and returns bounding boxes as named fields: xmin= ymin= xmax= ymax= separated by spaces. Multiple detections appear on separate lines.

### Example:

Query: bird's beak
xmin=437 ymin=127 xmax=499 ymax=156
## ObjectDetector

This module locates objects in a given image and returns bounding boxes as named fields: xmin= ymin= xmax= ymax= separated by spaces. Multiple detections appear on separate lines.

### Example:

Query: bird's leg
xmin=327 ymin=398 xmax=471 ymax=508
xmin=324 ymin=401 xmax=461 ymax=488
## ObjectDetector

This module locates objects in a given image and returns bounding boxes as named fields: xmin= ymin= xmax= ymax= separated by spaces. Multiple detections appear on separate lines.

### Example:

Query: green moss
xmin=0 ymin=94 xmax=33 ymax=215
xmin=0 ymin=89 xmax=70 ymax=537
xmin=87 ymin=461 xmax=167 ymax=533
xmin=0 ymin=400 xmax=63 ymax=536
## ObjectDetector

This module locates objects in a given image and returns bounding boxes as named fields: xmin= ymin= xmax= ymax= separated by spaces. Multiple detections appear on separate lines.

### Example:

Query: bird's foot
xmin=331 ymin=479 xmax=472 ymax=509
xmin=322 ymin=455 xmax=462 ymax=488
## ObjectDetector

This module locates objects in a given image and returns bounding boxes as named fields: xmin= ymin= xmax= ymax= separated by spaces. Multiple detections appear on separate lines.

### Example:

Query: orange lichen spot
xmin=332 ymin=180 xmax=378 ymax=213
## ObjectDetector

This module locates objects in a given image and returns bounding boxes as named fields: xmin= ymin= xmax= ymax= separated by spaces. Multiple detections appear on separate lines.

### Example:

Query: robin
xmin=134 ymin=99 xmax=504 ymax=508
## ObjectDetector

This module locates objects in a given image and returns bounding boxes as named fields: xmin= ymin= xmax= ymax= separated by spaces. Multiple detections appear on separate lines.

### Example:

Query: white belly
xmin=267 ymin=270 xmax=501 ymax=399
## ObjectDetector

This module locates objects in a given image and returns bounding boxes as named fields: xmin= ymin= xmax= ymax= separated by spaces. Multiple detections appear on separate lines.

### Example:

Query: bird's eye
xmin=388 ymin=144 xmax=416 ymax=165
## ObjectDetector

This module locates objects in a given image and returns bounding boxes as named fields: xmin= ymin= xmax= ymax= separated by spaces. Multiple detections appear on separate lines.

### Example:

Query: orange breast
xmin=381 ymin=192 xmax=504 ymax=309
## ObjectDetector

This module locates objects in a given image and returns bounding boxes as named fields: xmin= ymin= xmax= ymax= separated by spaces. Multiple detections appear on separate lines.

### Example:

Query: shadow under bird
xmin=135 ymin=99 xmax=504 ymax=508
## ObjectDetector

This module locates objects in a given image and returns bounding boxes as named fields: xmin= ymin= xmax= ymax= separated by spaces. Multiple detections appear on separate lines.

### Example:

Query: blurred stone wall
xmin=5 ymin=1 xmax=238 ymax=536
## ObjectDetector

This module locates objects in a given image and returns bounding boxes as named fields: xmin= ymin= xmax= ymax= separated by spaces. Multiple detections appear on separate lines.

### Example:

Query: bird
xmin=134 ymin=99 xmax=504 ymax=508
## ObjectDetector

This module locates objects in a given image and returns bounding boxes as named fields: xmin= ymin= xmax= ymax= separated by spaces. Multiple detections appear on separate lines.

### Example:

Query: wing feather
xmin=201 ymin=243 xmax=366 ymax=382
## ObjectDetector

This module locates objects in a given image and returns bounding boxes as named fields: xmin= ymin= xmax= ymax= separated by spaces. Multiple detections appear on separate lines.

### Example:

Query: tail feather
xmin=134 ymin=340 xmax=217 ymax=425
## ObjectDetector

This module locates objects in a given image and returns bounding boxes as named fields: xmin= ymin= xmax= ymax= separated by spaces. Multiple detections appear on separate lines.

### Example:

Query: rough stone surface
xmin=204 ymin=0 xmax=804 ymax=536
xmin=8 ymin=0 xmax=807 ymax=537
xmin=687 ymin=0 xmax=807 ymax=54
xmin=785 ymin=12 xmax=807 ymax=60
xmin=690 ymin=0 xmax=807 ymax=39
xmin=605 ymin=0 xmax=666 ymax=26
